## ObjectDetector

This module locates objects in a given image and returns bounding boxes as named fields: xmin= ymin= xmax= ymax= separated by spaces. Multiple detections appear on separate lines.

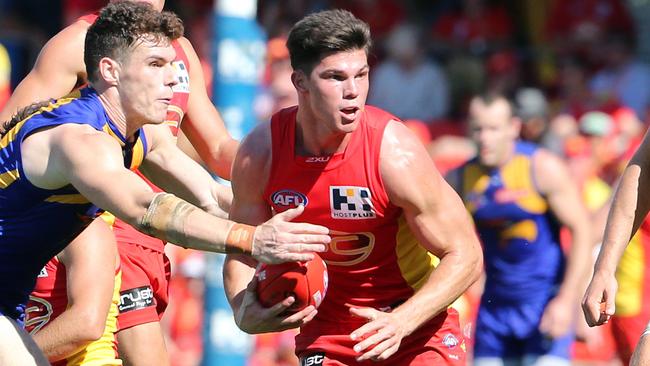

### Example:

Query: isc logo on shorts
xmin=300 ymin=352 xmax=325 ymax=366
xmin=171 ymin=60 xmax=190 ymax=93
xmin=329 ymin=186 xmax=376 ymax=219
xmin=118 ymin=285 xmax=155 ymax=313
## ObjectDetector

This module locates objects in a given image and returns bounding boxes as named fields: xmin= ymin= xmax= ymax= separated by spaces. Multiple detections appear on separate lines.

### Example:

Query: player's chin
xmin=338 ymin=118 xmax=359 ymax=132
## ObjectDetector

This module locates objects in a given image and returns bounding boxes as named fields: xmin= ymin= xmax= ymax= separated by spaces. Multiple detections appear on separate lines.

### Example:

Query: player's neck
xmin=295 ymin=109 xmax=350 ymax=156
xmin=97 ymin=92 xmax=136 ymax=140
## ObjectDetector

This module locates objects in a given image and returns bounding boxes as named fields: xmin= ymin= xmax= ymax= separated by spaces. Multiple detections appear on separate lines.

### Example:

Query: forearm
xmin=203 ymin=137 xmax=239 ymax=181
xmin=32 ymin=308 xmax=103 ymax=362
xmin=595 ymin=164 xmax=648 ymax=275
xmin=223 ymin=255 xmax=257 ymax=312
xmin=557 ymin=223 xmax=593 ymax=302
xmin=134 ymin=193 xmax=252 ymax=254
xmin=392 ymin=248 xmax=481 ymax=336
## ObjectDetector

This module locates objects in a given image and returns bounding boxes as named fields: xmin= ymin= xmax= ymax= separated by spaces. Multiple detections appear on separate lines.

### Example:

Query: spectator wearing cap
xmin=516 ymin=87 xmax=549 ymax=144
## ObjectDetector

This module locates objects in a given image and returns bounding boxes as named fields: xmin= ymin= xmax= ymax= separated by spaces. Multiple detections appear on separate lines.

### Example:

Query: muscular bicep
xmin=229 ymin=123 xmax=273 ymax=225
xmin=51 ymin=127 xmax=155 ymax=225
xmin=0 ymin=22 xmax=86 ymax=121
xmin=224 ymin=123 xmax=273 ymax=302
xmin=380 ymin=121 xmax=477 ymax=257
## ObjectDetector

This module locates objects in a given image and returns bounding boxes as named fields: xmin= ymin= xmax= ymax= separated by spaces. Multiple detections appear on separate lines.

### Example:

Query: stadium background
xmin=2 ymin=0 xmax=650 ymax=365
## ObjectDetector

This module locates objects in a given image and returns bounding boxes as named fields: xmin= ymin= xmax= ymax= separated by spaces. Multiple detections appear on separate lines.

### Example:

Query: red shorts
xmin=296 ymin=310 xmax=466 ymax=365
xmin=611 ymin=314 xmax=650 ymax=364
xmin=116 ymin=241 xmax=170 ymax=331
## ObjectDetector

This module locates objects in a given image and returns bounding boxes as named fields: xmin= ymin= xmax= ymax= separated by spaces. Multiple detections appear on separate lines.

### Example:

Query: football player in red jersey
xmin=0 ymin=2 xmax=330 ymax=365
xmin=224 ymin=9 xmax=482 ymax=365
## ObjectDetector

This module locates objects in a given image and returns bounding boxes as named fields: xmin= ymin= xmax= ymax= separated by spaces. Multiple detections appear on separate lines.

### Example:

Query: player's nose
xmin=164 ymin=63 xmax=179 ymax=88
xmin=343 ymin=78 xmax=359 ymax=99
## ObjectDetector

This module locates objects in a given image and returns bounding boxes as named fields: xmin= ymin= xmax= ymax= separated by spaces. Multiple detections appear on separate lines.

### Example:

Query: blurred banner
xmin=203 ymin=0 xmax=266 ymax=365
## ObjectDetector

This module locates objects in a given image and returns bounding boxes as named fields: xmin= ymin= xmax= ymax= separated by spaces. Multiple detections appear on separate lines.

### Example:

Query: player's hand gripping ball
xmin=256 ymin=254 xmax=328 ymax=313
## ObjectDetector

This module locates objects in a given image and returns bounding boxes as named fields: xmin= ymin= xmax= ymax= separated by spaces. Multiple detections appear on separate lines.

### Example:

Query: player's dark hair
xmin=472 ymin=92 xmax=515 ymax=118
xmin=1 ymin=101 xmax=52 ymax=137
xmin=85 ymin=0 xmax=184 ymax=83
xmin=287 ymin=9 xmax=371 ymax=74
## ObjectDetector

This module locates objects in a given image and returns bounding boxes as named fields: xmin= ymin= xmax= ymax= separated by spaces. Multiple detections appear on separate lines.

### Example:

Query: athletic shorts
xmin=611 ymin=314 xmax=649 ymax=364
xmin=116 ymin=241 xmax=170 ymax=331
xmin=473 ymin=300 xmax=573 ymax=360
xmin=296 ymin=310 xmax=466 ymax=365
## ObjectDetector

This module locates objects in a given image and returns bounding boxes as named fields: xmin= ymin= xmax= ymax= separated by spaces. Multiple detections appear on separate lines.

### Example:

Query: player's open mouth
xmin=159 ymin=98 xmax=172 ymax=105
xmin=340 ymin=107 xmax=359 ymax=122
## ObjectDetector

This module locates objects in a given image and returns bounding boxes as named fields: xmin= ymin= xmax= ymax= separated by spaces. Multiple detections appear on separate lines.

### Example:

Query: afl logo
xmin=271 ymin=190 xmax=308 ymax=208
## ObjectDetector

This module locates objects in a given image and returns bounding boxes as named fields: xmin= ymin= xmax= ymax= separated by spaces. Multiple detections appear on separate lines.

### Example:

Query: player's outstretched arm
xmin=583 ymin=131 xmax=650 ymax=326
xmin=533 ymin=149 xmax=593 ymax=338
xmin=176 ymin=37 xmax=239 ymax=180
xmin=30 ymin=219 xmax=117 ymax=362
xmin=140 ymin=123 xmax=232 ymax=219
xmin=0 ymin=20 xmax=88 ymax=122
xmin=26 ymin=123 xmax=328 ymax=263
xmin=350 ymin=121 xmax=483 ymax=363
xmin=224 ymin=123 xmax=322 ymax=334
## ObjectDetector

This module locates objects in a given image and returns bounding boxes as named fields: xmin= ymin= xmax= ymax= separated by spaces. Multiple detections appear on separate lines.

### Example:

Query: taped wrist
xmin=225 ymin=223 xmax=255 ymax=255
xmin=139 ymin=193 xmax=197 ymax=245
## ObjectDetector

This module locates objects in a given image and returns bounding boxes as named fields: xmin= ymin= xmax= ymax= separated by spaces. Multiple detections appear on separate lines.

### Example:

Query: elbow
xmin=466 ymin=244 xmax=484 ymax=285
xmin=75 ymin=311 xmax=107 ymax=342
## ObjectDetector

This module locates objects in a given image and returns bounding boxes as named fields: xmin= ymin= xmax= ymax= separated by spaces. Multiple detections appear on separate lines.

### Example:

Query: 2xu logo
xmin=271 ymin=189 xmax=308 ymax=208
xmin=300 ymin=352 xmax=325 ymax=366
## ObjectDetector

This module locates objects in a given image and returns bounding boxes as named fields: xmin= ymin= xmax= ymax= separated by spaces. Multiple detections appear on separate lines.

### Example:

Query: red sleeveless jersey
xmin=265 ymin=106 xmax=448 ymax=351
xmin=80 ymin=13 xmax=192 ymax=251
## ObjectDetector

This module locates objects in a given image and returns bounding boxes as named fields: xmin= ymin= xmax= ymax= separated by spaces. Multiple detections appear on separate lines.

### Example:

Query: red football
xmin=255 ymin=254 xmax=328 ymax=313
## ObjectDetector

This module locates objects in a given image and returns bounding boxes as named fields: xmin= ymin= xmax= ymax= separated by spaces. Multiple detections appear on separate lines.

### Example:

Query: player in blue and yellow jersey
xmin=0 ymin=3 xmax=329 ymax=364
xmin=448 ymin=93 xmax=593 ymax=366
xmin=0 ymin=1 xmax=242 ymax=363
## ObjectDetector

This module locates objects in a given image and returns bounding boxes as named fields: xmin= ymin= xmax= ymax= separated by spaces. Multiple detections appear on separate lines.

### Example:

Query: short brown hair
xmin=85 ymin=1 xmax=184 ymax=82
xmin=287 ymin=9 xmax=371 ymax=74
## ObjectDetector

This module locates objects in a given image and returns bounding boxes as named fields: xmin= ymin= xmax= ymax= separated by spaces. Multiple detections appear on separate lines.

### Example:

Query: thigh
xmin=473 ymin=306 xmax=514 ymax=359
xmin=523 ymin=327 xmax=573 ymax=360
xmin=0 ymin=315 xmax=49 ymax=366
xmin=117 ymin=320 xmax=169 ymax=366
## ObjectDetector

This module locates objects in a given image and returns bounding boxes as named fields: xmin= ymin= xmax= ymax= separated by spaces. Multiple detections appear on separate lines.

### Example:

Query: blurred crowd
xmin=2 ymin=0 xmax=650 ymax=365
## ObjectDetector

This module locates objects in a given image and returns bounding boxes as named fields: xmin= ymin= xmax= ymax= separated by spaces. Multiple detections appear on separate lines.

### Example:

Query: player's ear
xmin=291 ymin=70 xmax=308 ymax=93
xmin=98 ymin=57 xmax=121 ymax=86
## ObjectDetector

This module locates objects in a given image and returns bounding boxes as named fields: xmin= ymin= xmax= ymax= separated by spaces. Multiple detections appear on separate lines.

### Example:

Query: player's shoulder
xmin=530 ymin=145 xmax=565 ymax=171
xmin=238 ymin=121 xmax=273 ymax=165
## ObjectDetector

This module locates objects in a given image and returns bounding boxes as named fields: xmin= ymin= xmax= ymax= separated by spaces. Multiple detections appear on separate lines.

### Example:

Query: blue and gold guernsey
xmin=0 ymin=87 xmax=147 ymax=323
xmin=459 ymin=141 xmax=564 ymax=303
xmin=458 ymin=141 xmax=572 ymax=361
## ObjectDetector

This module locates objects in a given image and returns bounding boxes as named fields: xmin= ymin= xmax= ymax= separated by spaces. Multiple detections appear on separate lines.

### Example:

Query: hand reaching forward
xmin=252 ymin=205 xmax=330 ymax=264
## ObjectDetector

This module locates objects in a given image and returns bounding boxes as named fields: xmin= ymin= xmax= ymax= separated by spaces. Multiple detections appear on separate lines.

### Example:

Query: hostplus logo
xmin=329 ymin=186 xmax=376 ymax=219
